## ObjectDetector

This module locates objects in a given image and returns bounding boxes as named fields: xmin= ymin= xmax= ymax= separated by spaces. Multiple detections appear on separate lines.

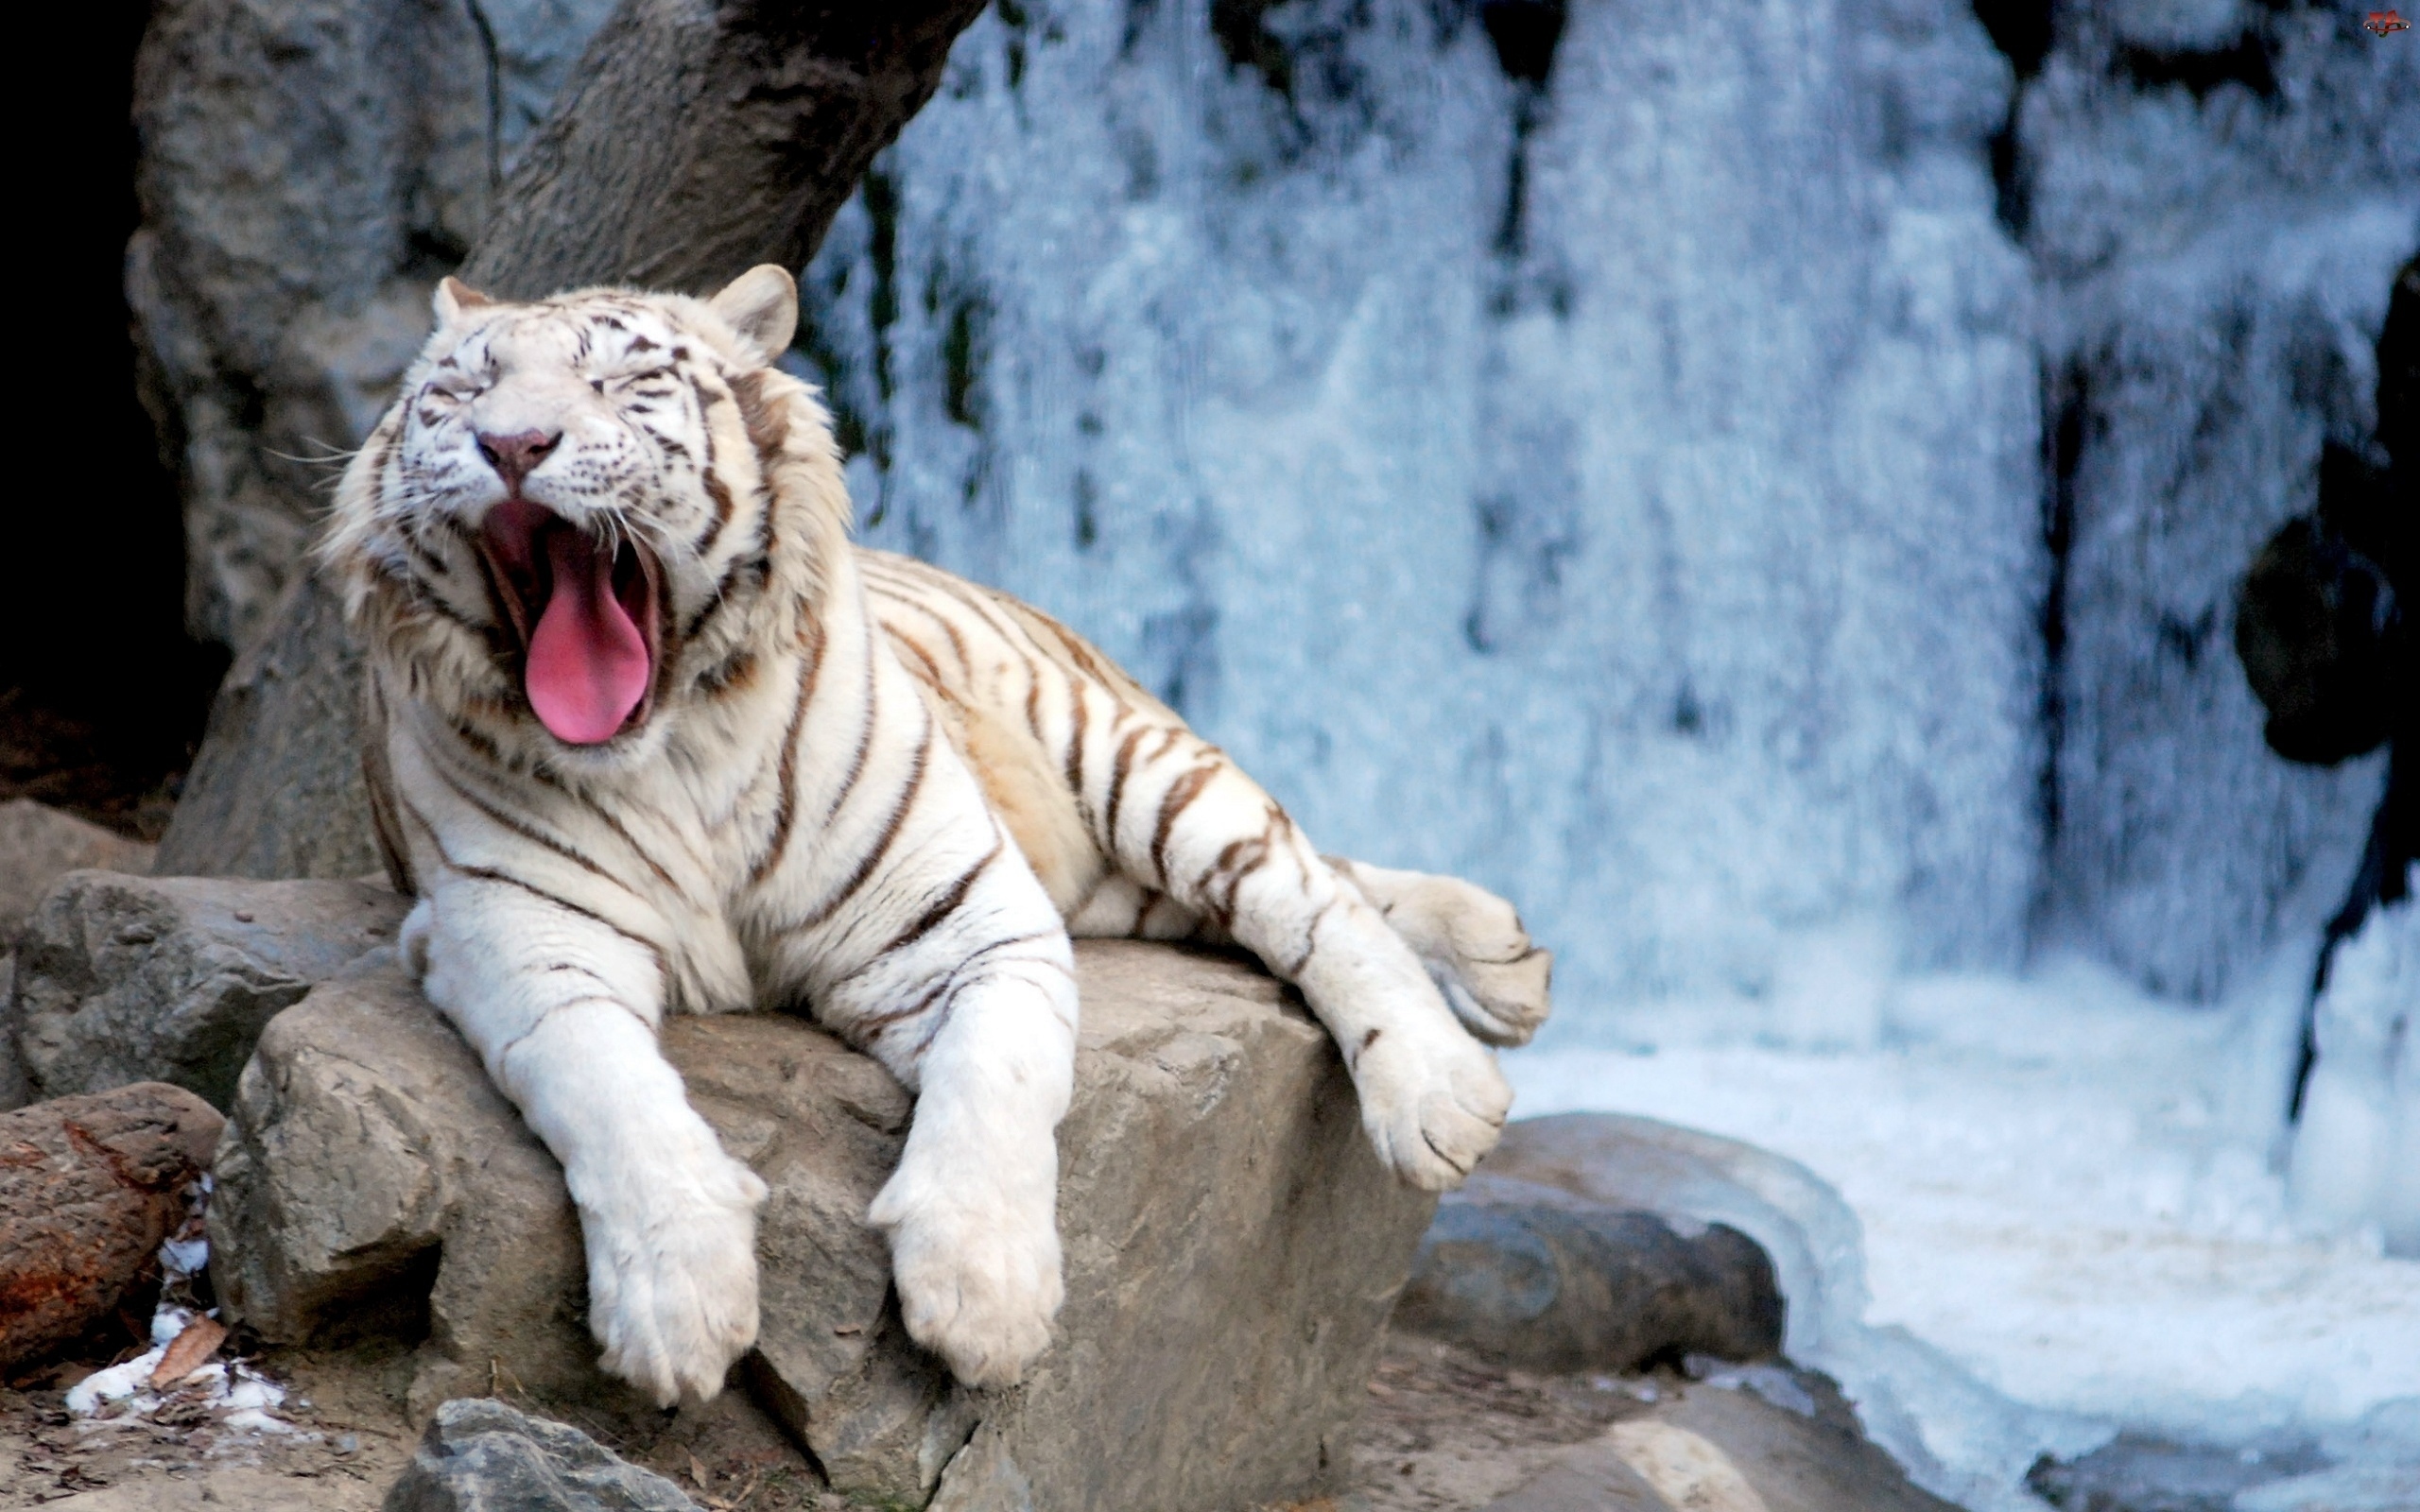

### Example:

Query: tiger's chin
xmin=475 ymin=495 xmax=669 ymax=747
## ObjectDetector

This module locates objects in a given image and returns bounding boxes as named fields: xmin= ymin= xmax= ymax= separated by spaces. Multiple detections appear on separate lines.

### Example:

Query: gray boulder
xmin=1 ymin=801 xmax=158 ymax=1109
xmin=215 ymin=939 xmax=1434 ymax=1511
xmin=0 ymin=800 xmax=154 ymax=943
xmin=1397 ymin=1193 xmax=1785 ymax=1373
xmin=7 ymin=870 xmax=407 ymax=1109
xmin=383 ymin=1398 xmax=700 ymax=1512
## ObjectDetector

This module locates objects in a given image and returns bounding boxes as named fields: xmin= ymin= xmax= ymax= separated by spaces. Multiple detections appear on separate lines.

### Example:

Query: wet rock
xmin=382 ymin=1398 xmax=700 ymax=1512
xmin=0 ymin=800 xmax=153 ymax=944
xmin=2026 ymin=1431 xmax=2330 ymax=1512
xmin=7 ymin=871 xmax=406 ymax=1110
xmin=0 ymin=1082 xmax=223 ymax=1372
xmin=1396 ymin=1194 xmax=1785 ymax=1373
xmin=216 ymin=939 xmax=1433 ymax=1511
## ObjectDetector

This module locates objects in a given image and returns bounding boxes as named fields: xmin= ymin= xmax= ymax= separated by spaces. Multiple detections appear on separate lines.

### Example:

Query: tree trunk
xmin=155 ymin=0 xmax=988 ymax=880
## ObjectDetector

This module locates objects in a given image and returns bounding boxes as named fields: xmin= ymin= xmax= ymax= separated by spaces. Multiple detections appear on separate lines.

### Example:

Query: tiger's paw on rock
xmin=1356 ymin=1017 xmax=1512 ymax=1193
xmin=579 ymin=1155 xmax=769 ymax=1406
xmin=870 ymin=1159 xmax=1064 ymax=1389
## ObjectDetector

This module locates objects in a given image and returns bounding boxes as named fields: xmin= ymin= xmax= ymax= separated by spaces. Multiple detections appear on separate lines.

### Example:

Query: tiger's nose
xmin=475 ymin=429 xmax=562 ymax=493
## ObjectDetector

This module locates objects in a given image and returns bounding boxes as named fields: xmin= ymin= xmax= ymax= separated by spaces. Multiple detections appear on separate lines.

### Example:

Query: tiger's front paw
xmin=578 ymin=1150 xmax=769 ymax=1407
xmin=869 ymin=1156 xmax=1063 ymax=1388
xmin=1354 ymin=1017 xmax=1512 ymax=1192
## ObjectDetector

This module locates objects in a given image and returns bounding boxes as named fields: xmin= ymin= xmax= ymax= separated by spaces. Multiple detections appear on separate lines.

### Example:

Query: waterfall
xmin=797 ymin=0 xmax=2049 ymax=1027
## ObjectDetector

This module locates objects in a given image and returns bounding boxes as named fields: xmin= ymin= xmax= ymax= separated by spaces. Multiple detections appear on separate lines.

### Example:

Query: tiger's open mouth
xmin=477 ymin=497 xmax=665 ymax=745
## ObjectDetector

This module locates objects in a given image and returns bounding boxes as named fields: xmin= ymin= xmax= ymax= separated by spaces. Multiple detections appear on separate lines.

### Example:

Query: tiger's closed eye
xmin=599 ymin=367 xmax=676 ymax=390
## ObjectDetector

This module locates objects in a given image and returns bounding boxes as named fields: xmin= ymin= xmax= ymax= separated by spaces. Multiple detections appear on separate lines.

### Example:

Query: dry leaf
xmin=148 ymin=1316 xmax=227 ymax=1387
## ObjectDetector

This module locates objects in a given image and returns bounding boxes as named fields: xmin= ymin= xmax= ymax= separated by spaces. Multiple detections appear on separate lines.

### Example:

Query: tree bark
xmin=156 ymin=0 xmax=988 ymax=880
xmin=461 ymin=0 xmax=988 ymax=298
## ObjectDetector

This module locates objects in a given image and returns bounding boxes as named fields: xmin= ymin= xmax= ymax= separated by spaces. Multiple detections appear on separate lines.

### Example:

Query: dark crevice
xmin=1120 ymin=0 xmax=1159 ymax=59
xmin=1968 ymin=0 xmax=2049 ymax=240
xmin=995 ymin=0 xmax=1028 ymax=88
xmin=2 ymin=0 xmax=226 ymax=840
xmin=863 ymin=164 xmax=900 ymax=408
xmin=1970 ymin=0 xmax=2054 ymax=81
xmin=1478 ymin=0 xmax=1564 ymax=86
xmin=1202 ymin=0 xmax=1381 ymax=166
xmin=1212 ymin=0 xmax=1294 ymax=96
xmin=2117 ymin=31 xmax=2280 ymax=101
xmin=2032 ymin=361 xmax=2087 ymax=915
xmin=1479 ymin=0 xmax=1564 ymax=266
xmin=1988 ymin=122 xmax=2029 ymax=240
xmin=1073 ymin=471 xmax=1099 ymax=549
xmin=1495 ymin=108 xmax=1536 ymax=260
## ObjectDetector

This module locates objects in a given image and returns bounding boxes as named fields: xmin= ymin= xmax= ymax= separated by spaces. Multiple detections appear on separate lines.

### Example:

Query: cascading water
xmin=788 ymin=0 xmax=2416 ymax=1503
xmin=799 ymin=0 xmax=2046 ymax=1022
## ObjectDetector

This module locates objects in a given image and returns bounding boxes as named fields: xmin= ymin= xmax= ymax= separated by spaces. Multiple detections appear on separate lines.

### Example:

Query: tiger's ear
xmin=433 ymin=276 xmax=493 ymax=328
xmin=708 ymin=265 xmax=798 ymax=364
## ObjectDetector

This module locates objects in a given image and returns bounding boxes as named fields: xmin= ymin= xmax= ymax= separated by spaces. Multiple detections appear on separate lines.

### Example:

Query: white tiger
xmin=320 ymin=266 xmax=1551 ymax=1405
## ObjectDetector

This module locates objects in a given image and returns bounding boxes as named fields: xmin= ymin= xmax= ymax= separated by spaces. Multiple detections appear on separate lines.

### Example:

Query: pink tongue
xmin=526 ymin=530 xmax=649 ymax=744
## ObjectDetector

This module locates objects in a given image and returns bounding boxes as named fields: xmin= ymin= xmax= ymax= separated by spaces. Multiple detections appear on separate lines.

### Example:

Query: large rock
xmin=1397 ymin=1193 xmax=1785 ymax=1373
xmin=383 ymin=1398 xmax=700 ymax=1512
xmin=0 ymin=1082 xmax=224 ymax=1371
xmin=0 ymin=800 xmax=154 ymax=943
xmin=214 ymin=939 xmax=1434 ymax=1511
xmin=7 ymin=871 xmax=407 ymax=1109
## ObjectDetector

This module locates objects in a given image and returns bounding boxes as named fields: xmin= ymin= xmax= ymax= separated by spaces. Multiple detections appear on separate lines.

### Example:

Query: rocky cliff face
xmin=129 ymin=0 xmax=615 ymax=653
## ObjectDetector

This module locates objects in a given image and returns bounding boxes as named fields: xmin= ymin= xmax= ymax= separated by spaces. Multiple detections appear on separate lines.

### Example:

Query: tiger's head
xmin=323 ymin=266 xmax=846 ymax=762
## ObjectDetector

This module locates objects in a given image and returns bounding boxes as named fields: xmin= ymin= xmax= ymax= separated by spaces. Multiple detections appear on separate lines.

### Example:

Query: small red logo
xmin=2366 ymin=9 xmax=2411 ymax=35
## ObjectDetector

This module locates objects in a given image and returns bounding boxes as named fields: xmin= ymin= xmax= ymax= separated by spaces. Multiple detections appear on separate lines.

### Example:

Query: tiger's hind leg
xmin=1075 ymin=742 xmax=1512 ymax=1189
xmin=1324 ymin=858 xmax=1552 ymax=1047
